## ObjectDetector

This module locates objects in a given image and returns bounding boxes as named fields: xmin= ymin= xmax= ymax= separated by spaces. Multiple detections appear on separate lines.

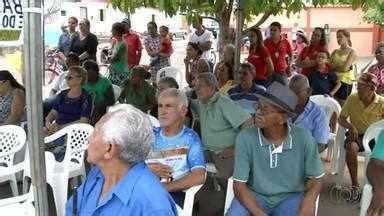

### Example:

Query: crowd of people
xmin=1 ymin=15 xmax=384 ymax=216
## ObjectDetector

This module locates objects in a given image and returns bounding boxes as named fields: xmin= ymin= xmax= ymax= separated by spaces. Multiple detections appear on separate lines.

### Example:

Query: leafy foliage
xmin=362 ymin=2 xmax=384 ymax=25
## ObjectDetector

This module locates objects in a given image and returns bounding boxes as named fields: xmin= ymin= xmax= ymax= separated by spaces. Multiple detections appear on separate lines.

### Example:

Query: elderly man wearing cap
xmin=228 ymin=62 xmax=265 ymax=114
xmin=118 ymin=66 xmax=156 ymax=113
xmin=368 ymin=42 xmax=384 ymax=95
xmin=227 ymin=81 xmax=324 ymax=216
xmin=339 ymin=73 xmax=384 ymax=199
xmin=121 ymin=18 xmax=143 ymax=69
xmin=289 ymin=74 xmax=330 ymax=153
xmin=65 ymin=104 xmax=177 ymax=215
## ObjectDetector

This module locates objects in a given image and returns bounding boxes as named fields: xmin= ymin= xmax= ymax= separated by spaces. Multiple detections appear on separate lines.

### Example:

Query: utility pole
xmin=23 ymin=0 xmax=49 ymax=215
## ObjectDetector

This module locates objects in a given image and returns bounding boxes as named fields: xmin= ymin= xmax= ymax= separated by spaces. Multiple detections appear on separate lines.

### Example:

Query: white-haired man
xmin=65 ymin=104 xmax=177 ymax=215
xmin=148 ymin=88 xmax=206 ymax=206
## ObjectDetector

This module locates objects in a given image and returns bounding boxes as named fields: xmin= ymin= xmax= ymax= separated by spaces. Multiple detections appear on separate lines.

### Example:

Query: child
xmin=308 ymin=51 xmax=341 ymax=96
xmin=150 ymin=26 xmax=173 ymax=66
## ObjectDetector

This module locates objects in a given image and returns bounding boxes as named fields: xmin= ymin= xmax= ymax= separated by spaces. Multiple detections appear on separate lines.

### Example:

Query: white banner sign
xmin=0 ymin=0 xmax=23 ymax=30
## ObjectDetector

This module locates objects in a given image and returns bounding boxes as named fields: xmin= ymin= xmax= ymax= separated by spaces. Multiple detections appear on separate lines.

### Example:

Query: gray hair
xmin=224 ymin=44 xmax=235 ymax=54
xmin=289 ymin=74 xmax=311 ymax=93
xmin=197 ymin=72 xmax=218 ymax=89
xmin=158 ymin=88 xmax=188 ymax=108
xmin=102 ymin=104 xmax=154 ymax=164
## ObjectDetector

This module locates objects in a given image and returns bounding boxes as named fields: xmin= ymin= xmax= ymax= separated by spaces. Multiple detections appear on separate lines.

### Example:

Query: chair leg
xmin=22 ymin=177 xmax=29 ymax=194
xmin=10 ymin=175 xmax=19 ymax=196
xmin=359 ymin=184 xmax=373 ymax=216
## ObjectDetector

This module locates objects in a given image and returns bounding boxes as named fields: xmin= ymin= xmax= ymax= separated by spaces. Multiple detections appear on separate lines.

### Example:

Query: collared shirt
xmin=247 ymin=46 xmax=271 ymax=81
xmin=189 ymin=30 xmax=213 ymax=60
xmin=308 ymin=69 xmax=338 ymax=95
xmin=264 ymin=37 xmax=292 ymax=74
xmin=233 ymin=125 xmax=324 ymax=207
xmin=58 ymin=32 xmax=71 ymax=55
xmin=219 ymin=80 xmax=234 ymax=94
xmin=340 ymin=93 xmax=384 ymax=134
xmin=292 ymin=100 xmax=330 ymax=145
xmin=65 ymin=163 xmax=177 ymax=216
xmin=148 ymin=126 xmax=206 ymax=180
xmin=372 ymin=131 xmax=384 ymax=160
xmin=228 ymin=84 xmax=266 ymax=114
xmin=192 ymin=93 xmax=251 ymax=152
xmin=83 ymin=76 xmax=112 ymax=104
xmin=118 ymin=80 xmax=156 ymax=113
xmin=123 ymin=31 xmax=143 ymax=69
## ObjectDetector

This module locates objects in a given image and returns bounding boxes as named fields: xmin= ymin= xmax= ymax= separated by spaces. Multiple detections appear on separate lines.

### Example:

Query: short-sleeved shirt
xmin=148 ymin=126 xmax=206 ymax=180
xmin=110 ymin=40 xmax=129 ymax=75
xmin=118 ymin=80 xmax=156 ymax=113
xmin=340 ymin=93 xmax=384 ymax=134
xmin=52 ymin=89 xmax=93 ymax=125
xmin=228 ymin=84 xmax=266 ymax=114
xmin=299 ymin=44 xmax=328 ymax=76
xmin=292 ymin=100 xmax=330 ymax=145
xmin=65 ymin=163 xmax=177 ymax=216
xmin=194 ymin=93 xmax=251 ymax=152
xmin=308 ymin=70 xmax=338 ymax=95
xmin=368 ymin=63 xmax=384 ymax=92
xmin=160 ymin=36 xmax=173 ymax=55
xmin=58 ymin=33 xmax=71 ymax=55
xmin=82 ymin=76 xmax=112 ymax=104
xmin=247 ymin=46 xmax=271 ymax=81
xmin=69 ymin=33 xmax=98 ymax=61
xmin=233 ymin=125 xmax=324 ymax=207
xmin=189 ymin=30 xmax=213 ymax=60
xmin=123 ymin=31 xmax=143 ymax=69
xmin=372 ymin=131 xmax=384 ymax=160
xmin=264 ymin=37 xmax=292 ymax=74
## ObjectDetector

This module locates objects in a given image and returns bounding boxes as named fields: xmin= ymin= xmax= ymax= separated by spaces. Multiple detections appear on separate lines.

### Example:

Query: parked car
xmin=169 ymin=27 xmax=188 ymax=40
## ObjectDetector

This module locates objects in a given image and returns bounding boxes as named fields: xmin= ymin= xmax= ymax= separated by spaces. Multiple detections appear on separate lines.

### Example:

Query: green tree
xmin=109 ymin=0 xmax=377 ymax=54
xmin=363 ymin=2 xmax=384 ymax=26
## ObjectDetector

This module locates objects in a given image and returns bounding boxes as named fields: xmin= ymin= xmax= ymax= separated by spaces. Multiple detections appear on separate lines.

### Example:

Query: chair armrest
xmin=44 ymin=127 xmax=68 ymax=143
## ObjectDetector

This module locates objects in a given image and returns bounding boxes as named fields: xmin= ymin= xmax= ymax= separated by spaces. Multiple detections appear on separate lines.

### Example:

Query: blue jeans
xmin=226 ymin=192 xmax=303 ymax=216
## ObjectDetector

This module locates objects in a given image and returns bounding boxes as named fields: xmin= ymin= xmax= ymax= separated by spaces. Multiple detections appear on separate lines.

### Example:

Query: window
xmin=60 ymin=10 xmax=66 ymax=16
xmin=99 ymin=9 xmax=105 ymax=22
xmin=80 ymin=7 xmax=88 ymax=19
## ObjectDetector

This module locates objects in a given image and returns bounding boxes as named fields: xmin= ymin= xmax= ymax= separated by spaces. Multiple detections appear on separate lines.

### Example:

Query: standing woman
xmin=144 ymin=21 xmax=171 ymax=83
xmin=184 ymin=42 xmax=210 ymax=88
xmin=69 ymin=18 xmax=98 ymax=63
xmin=247 ymin=27 xmax=274 ymax=87
xmin=108 ymin=22 xmax=130 ymax=86
xmin=296 ymin=27 xmax=328 ymax=77
xmin=330 ymin=29 xmax=357 ymax=105
xmin=214 ymin=44 xmax=235 ymax=94
xmin=0 ymin=70 xmax=25 ymax=126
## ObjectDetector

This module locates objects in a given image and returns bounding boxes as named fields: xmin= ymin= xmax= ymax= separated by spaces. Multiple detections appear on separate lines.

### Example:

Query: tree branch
xmin=241 ymin=10 xmax=273 ymax=35
xmin=202 ymin=16 xmax=220 ymax=24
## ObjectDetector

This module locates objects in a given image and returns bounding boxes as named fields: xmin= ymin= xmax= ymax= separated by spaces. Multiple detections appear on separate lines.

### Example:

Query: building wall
xmin=248 ymin=6 xmax=376 ymax=57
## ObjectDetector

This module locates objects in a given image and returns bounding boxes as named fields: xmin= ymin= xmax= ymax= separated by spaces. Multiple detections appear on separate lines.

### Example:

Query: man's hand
xmin=367 ymin=189 xmax=384 ymax=216
xmin=219 ymin=147 xmax=234 ymax=159
xmin=298 ymin=199 xmax=316 ymax=216
xmin=348 ymin=126 xmax=359 ymax=142
xmin=148 ymin=162 xmax=173 ymax=179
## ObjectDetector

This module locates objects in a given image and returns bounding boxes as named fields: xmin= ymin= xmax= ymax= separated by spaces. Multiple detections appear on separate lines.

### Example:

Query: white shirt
xmin=189 ymin=30 xmax=213 ymax=60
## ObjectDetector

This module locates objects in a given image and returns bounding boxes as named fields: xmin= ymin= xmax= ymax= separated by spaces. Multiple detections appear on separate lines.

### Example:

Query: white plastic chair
xmin=224 ymin=177 xmax=320 ymax=216
xmin=112 ymin=84 xmax=121 ymax=102
xmin=24 ymin=123 xmax=94 ymax=216
xmin=0 ymin=125 xmax=27 ymax=197
xmin=177 ymin=184 xmax=204 ymax=216
xmin=360 ymin=184 xmax=373 ymax=216
xmin=0 ymin=190 xmax=35 ymax=216
xmin=156 ymin=66 xmax=182 ymax=87
xmin=310 ymin=95 xmax=342 ymax=170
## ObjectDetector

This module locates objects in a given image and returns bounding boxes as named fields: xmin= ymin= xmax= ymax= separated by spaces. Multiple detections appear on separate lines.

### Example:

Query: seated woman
xmin=118 ymin=66 xmax=156 ymax=113
xmin=0 ymin=70 xmax=25 ymax=126
xmin=82 ymin=60 xmax=115 ymax=125
xmin=45 ymin=66 xmax=92 ymax=135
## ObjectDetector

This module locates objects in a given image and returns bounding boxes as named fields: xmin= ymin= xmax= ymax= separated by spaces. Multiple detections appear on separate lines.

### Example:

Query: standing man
xmin=58 ymin=17 xmax=79 ymax=58
xmin=189 ymin=16 xmax=213 ymax=61
xmin=264 ymin=22 xmax=293 ymax=79
xmin=122 ymin=18 xmax=143 ymax=69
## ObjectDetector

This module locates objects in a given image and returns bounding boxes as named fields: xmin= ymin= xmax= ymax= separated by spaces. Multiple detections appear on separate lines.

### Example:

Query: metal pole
xmin=23 ymin=0 xmax=49 ymax=215
xmin=234 ymin=0 xmax=244 ymax=82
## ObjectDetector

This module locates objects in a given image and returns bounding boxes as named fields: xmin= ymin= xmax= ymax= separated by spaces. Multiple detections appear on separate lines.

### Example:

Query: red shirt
xmin=159 ymin=36 xmax=173 ymax=55
xmin=248 ymin=46 xmax=271 ymax=81
xmin=123 ymin=31 xmax=143 ymax=69
xmin=299 ymin=43 xmax=328 ymax=76
xmin=264 ymin=37 xmax=292 ymax=74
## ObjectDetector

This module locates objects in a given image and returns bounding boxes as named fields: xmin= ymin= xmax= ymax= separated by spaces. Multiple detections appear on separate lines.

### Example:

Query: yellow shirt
xmin=219 ymin=80 xmax=234 ymax=94
xmin=331 ymin=49 xmax=355 ymax=85
xmin=340 ymin=93 xmax=384 ymax=134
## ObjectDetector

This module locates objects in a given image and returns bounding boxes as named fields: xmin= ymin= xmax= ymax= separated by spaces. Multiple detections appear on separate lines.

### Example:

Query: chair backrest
xmin=224 ymin=177 xmax=234 ymax=214
xmin=147 ymin=115 xmax=160 ymax=128
xmin=363 ymin=119 xmax=384 ymax=154
xmin=0 ymin=125 xmax=26 ymax=167
xmin=61 ymin=124 xmax=94 ymax=166
xmin=112 ymin=84 xmax=121 ymax=101
xmin=310 ymin=95 xmax=341 ymax=124
xmin=156 ymin=66 xmax=182 ymax=86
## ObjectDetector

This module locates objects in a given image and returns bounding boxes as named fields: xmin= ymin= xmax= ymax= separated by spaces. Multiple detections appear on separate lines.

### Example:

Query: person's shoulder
xmin=12 ymin=88 xmax=25 ymax=96
xmin=237 ymin=126 xmax=259 ymax=146
xmin=153 ymin=127 xmax=161 ymax=136
xmin=290 ymin=124 xmax=314 ymax=142
xmin=182 ymin=127 xmax=201 ymax=141
xmin=227 ymin=84 xmax=240 ymax=95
